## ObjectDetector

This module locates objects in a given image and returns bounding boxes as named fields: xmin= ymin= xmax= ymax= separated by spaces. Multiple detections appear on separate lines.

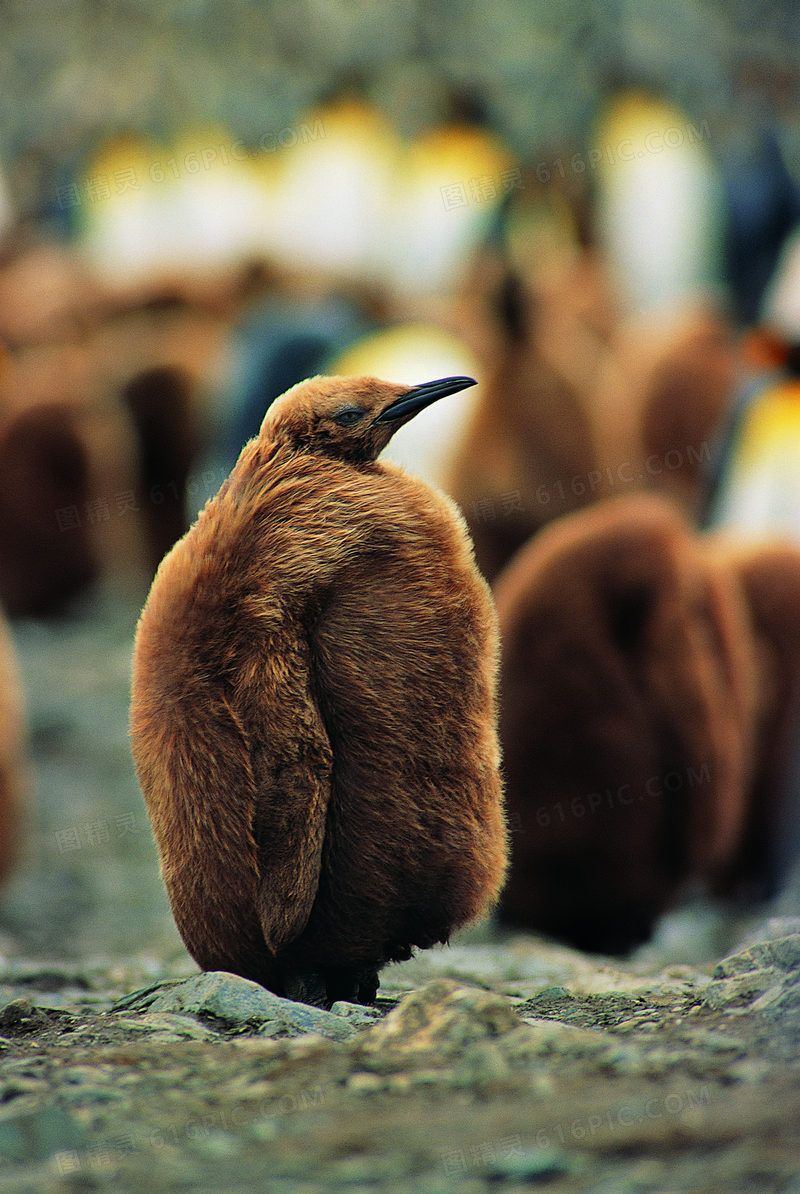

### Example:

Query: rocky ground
xmin=0 ymin=586 xmax=799 ymax=1193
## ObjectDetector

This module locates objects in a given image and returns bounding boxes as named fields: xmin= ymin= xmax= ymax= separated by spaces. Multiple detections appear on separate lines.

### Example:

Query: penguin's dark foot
xmin=356 ymin=971 xmax=380 ymax=1005
xmin=322 ymin=967 xmax=380 ymax=1006
xmin=281 ymin=967 xmax=380 ymax=1008
xmin=282 ymin=970 xmax=329 ymax=1007
xmin=324 ymin=968 xmax=359 ymax=1004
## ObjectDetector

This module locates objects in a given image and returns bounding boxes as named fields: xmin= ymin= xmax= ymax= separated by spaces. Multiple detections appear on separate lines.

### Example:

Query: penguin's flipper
xmin=251 ymin=736 xmax=333 ymax=955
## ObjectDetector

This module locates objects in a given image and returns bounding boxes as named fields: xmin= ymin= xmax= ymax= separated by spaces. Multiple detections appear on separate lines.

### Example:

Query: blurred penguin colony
xmin=2 ymin=58 xmax=800 ymax=955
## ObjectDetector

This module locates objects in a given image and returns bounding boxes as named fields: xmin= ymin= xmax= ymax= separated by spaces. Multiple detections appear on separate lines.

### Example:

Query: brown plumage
xmin=0 ymin=607 xmax=26 ymax=885
xmin=0 ymin=402 xmax=98 ymax=616
xmin=446 ymin=276 xmax=735 ymax=586
xmin=446 ymin=256 xmax=609 ymax=583
xmin=121 ymin=365 xmax=196 ymax=572
xmin=130 ymin=374 xmax=506 ymax=1006
xmin=494 ymin=494 xmax=758 ymax=953
xmin=590 ymin=306 xmax=737 ymax=519
xmin=704 ymin=538 xmax=800 ymax=892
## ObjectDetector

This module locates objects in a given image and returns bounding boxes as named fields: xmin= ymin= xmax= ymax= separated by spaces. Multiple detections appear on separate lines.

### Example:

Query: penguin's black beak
xmin=374 ymin=376 xmax=477 ymax=424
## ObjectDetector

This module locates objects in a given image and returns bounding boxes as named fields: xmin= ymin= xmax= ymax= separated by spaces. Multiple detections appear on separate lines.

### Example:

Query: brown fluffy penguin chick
xmin=493 ymin=494 xmax=758 ymax=954
xmin=130 ymin=374 xmax=506 ymax=1007
xmin=0 ymin=609 xmax=26 ymax=884
xmin=0 ymin=402 xmax=97 ymax=616
xmin=704 ymin=539 xmax=800 ymax=892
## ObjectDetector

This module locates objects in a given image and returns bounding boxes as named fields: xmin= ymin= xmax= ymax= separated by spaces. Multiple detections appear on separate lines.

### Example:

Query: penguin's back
xmin=288 ymin=461 xmax=506 ymax=973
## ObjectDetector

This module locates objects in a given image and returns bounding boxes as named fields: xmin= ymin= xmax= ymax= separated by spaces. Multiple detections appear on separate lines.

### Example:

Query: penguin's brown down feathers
xmin=493 ymin=494 xmax=759 ymax=953
xmin=130 ymin=374 xmax=506 ymax=1004
xmin=0 ymin=610 xmax=26 ymax=884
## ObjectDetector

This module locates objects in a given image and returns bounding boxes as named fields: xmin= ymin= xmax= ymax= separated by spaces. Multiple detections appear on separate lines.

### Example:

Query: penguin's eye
xmin=332 ymin=406 xmax=365 ymax=428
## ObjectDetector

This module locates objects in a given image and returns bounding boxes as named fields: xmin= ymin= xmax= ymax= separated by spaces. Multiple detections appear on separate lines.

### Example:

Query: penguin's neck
xmin=213 ymin=444 xmax=394 ymax=601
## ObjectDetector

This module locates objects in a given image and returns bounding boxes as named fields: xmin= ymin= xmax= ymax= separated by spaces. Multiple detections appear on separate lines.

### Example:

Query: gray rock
xmin=359 ymin=979 xmax=521 ymax=1061
xmin=750 ymin=970 xmax=800 ymax=1021
xmin=713 ymin=934 xmax=800 ymax=979
xmin=61 ymin=1084 xmax=125 ymax=1106
xmin=728 ymin=1058 xmax=774 ymax=1084
xmin=518 ymin=988 xmax=651 ymax=1031
xmin=770 ymin=935 xmax=800 ymax=971
xmin=329 ymin=1000 xmax=384 ymax=1026
xmin=535 ymin=985 xmax=570 ymax=999
xmin=706 ymin=933 xmax=800 ymax=1014
xmin=481 ymin=1146 xmax=572 ymax=1182
xmin=187 ymin=1128 xmax=241 ymax=1159
xmin=713 ymin=943 xmax=781 ymax=978
xmin=115 ymin=1011 xmax=218 ymax=1040
xmin=115 ymin=971 xmax=355 ymax=1040
xmin=57 ymin=1064 xmax=126 ymax=1107
xmin=703 ymin=969 xmax=778 ymax=1010
xmin=0 ymin=998 xmax=51 ymax=1033
xmin=0 ymin=1077 xmax=47 ymax=1102
xmin=513 ymin=1017 xmax=612 ymax=1060
xmin=347 ymin=1071 xmax=386 ymax=1095
xmin=358 ymin=980 xmax=659 ymax=1083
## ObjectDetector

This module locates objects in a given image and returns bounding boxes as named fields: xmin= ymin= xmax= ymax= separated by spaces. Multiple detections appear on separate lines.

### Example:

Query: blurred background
xmin=1 ymin=0 xmax=800 ymax=971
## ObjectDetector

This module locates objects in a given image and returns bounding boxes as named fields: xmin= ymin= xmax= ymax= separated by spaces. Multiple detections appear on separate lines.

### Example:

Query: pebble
xmin=61 ymin=1082 xmax=124 ymax=1106
xmin=347 ymin=1071 xmax=386 ymax=1095
xmin=329 ymin=1000 xmax=384 ymax=1026
xmin=480 ymin=1146 xmax=572 ymax=1183
xmin=0 ymin=914 xmax=796 ymax=1194
xmin=451 ymin=1040 xmax=514 ymax=1090
xmin=728 ymin=1058 xmax=773 ymax=1084
xmin=0 ymin=998 xmax=51 ymax=1033
xmin=513 ymin=1017 xmax=610 ymax=1058
xmin=0 ymin=1077 xmax=45 ymax=1101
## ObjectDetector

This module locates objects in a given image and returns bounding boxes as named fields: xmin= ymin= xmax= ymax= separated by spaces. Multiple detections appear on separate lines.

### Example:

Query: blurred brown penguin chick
xmin=493 ymin=494 xmax=758 ymax=954
xmin=704 ymin=538 xmax=800 ymax=893
xmin=121 ymin=365 xmax=197 ymax=572
xmin=0 ymin=608 xmax=26 ymax=884
xmin=446 ymin=250 xmax=615 ymax=583
xmin=130 ymin=373 xmax=506 ymax=1007
xmin=0 ymin=401 xmax=98 ymax=616
xmin=590 ymin=305 xmax=737 ymax=520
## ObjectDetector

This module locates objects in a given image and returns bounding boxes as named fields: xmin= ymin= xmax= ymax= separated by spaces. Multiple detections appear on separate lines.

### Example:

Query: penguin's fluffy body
xmin=130 ymin=374 xmax=506 ymax=1005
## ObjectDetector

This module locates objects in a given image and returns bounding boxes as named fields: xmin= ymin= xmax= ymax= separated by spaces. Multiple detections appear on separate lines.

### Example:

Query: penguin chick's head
xmin=261 ymin=374 xmax=476 ymax=463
